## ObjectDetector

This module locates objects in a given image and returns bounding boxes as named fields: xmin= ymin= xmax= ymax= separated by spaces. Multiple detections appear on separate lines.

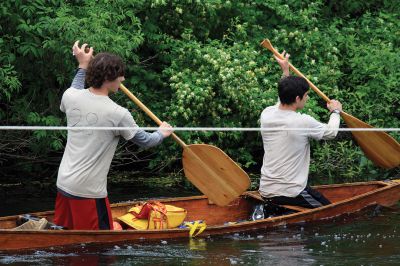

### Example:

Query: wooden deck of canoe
xmin=0 ymin=180 xmax=399 ymax=251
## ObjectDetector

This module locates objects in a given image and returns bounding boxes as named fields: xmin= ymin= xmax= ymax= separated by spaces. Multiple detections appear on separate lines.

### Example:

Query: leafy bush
xmin=0 ymin=0 xmax=398 ymax=182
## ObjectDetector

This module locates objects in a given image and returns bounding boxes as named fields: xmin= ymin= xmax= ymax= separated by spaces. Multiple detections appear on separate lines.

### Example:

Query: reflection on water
xmin=1 ymin=206 xmax=399 ymax=265
xmin=0 ymin=232 xmax=314 ymax=266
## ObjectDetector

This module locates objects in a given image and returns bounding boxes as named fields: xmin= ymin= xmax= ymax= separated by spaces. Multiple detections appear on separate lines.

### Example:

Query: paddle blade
xmin=182 ymin=144 xmax=251 ymax=206
xmin=341 ymin=111 xmax=400 ymax=169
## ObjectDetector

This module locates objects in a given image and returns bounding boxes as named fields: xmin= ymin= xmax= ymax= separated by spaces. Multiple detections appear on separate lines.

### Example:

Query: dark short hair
xmin=278 ymin=76 xmax=309 ymax=105
xmin=86 ymin=53 xmax=125 ymax=88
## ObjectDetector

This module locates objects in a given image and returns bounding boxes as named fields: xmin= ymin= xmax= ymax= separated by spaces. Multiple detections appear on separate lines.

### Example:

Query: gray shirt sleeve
xmin=70 ymin=68 xmax=86 ymax=90
xmin=130 ymin=129 xmax=164 ymax=148
xmin=61 ymin=68 xmax=86 ymax=112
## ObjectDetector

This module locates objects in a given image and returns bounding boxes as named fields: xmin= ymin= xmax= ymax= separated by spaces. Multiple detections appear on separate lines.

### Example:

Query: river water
xmin=0 ymin=190 xmax=399 ymax=265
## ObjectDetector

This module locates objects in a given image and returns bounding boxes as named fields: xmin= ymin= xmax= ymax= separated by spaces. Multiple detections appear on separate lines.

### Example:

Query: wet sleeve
xmin=129 ymin=129 xmax=164 ymax=148
xmin=70 ymin=68 xmax=86 ymax=90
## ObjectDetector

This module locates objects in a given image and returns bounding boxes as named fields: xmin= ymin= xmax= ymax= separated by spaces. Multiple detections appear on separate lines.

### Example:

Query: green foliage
xmin=335 ymin=12 xmax=400 ymax=130
xmin=0 ymin=64 xmax=21 ymax=102
xmin=1 ymin=0 xmax=399 ymax=181
xmin=161 ymin=39 xmax=271 ymax=166
xmin=26 ymin=112 xmax=65 ymax=152
xmin=310 ymin=140 xmax=364 ymax=184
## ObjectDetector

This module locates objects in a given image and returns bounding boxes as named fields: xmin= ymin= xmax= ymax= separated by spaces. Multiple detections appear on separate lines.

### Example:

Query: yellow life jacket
xmin=118 ymin=202 xmax=187 ymax=230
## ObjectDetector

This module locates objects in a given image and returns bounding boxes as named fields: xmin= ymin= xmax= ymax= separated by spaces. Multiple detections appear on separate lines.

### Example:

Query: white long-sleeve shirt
xmin=259 ymin=105 xmax=340 ymax=198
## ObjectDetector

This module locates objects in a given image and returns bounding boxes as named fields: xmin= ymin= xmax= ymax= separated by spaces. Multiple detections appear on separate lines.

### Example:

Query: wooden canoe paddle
xmin=260 ymin=39 xmax=400 ymax=169
xmin=119 ymin=84 xmax=251 ymax=206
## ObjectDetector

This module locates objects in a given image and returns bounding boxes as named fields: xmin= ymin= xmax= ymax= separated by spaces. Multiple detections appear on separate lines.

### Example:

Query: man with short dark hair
xmin=259 ymin=52 xmax=342 ymax=208
xmin=54 ymin=41 xmax=173 ymax=230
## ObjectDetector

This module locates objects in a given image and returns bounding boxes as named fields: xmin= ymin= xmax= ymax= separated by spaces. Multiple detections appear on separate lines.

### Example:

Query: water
xmin=1 ymin=204 xmax=399 ymax=265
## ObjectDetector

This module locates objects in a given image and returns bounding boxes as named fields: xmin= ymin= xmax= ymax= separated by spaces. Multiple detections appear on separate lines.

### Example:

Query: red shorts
xmin=54 ymin=192 xmax=114 ymax=230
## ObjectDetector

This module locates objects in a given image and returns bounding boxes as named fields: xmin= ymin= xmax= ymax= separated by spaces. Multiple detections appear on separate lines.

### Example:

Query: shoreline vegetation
xmin=1 ymin=1 xmax=399 ymax=186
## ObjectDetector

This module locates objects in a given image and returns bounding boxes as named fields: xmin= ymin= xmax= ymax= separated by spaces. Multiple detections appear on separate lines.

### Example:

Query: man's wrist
xmin=331 ymin=109 xmax=341 ymax=114
xmin=78 ymin=64 xmax=88 ymax=70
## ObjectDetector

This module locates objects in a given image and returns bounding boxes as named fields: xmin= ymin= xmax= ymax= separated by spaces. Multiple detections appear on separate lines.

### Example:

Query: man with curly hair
xmin=54 ymin=41 xmax=173 ymax=230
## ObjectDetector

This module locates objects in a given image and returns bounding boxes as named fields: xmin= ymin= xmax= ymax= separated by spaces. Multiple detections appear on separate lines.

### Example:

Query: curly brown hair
xmin=86 ymin=53 xmax=125 ymax=88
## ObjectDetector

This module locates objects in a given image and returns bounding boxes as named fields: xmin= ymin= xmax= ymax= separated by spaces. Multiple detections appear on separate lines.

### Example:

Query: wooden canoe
xmin=0 ymin=180 xmax=399 ymax=251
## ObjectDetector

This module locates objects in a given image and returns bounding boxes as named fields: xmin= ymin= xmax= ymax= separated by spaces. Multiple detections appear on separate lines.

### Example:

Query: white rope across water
xmin=0 ymin=126 xmax=399 ymax=132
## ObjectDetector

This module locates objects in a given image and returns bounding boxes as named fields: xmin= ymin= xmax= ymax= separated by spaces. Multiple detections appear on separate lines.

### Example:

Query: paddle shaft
xmin=119 ymin=84 xmax=187 ymax=148
xmin=261 ymin=40 xmax=331 ymax=103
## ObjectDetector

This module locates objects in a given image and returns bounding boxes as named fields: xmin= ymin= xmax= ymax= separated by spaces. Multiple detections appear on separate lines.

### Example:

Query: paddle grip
xmin=260 ymin=39 xmax=331 ymax=103
xmin=119 ymin=84 xmax=187 ymax=147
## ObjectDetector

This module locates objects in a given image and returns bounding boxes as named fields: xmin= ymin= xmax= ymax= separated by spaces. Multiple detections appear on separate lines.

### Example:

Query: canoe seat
xmin=243 ymin=191 xmax=310 ymax=212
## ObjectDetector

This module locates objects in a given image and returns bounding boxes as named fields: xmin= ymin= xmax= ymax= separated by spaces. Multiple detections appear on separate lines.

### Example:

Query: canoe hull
xmin=0 ymin=180 xmax=399 ymax=251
